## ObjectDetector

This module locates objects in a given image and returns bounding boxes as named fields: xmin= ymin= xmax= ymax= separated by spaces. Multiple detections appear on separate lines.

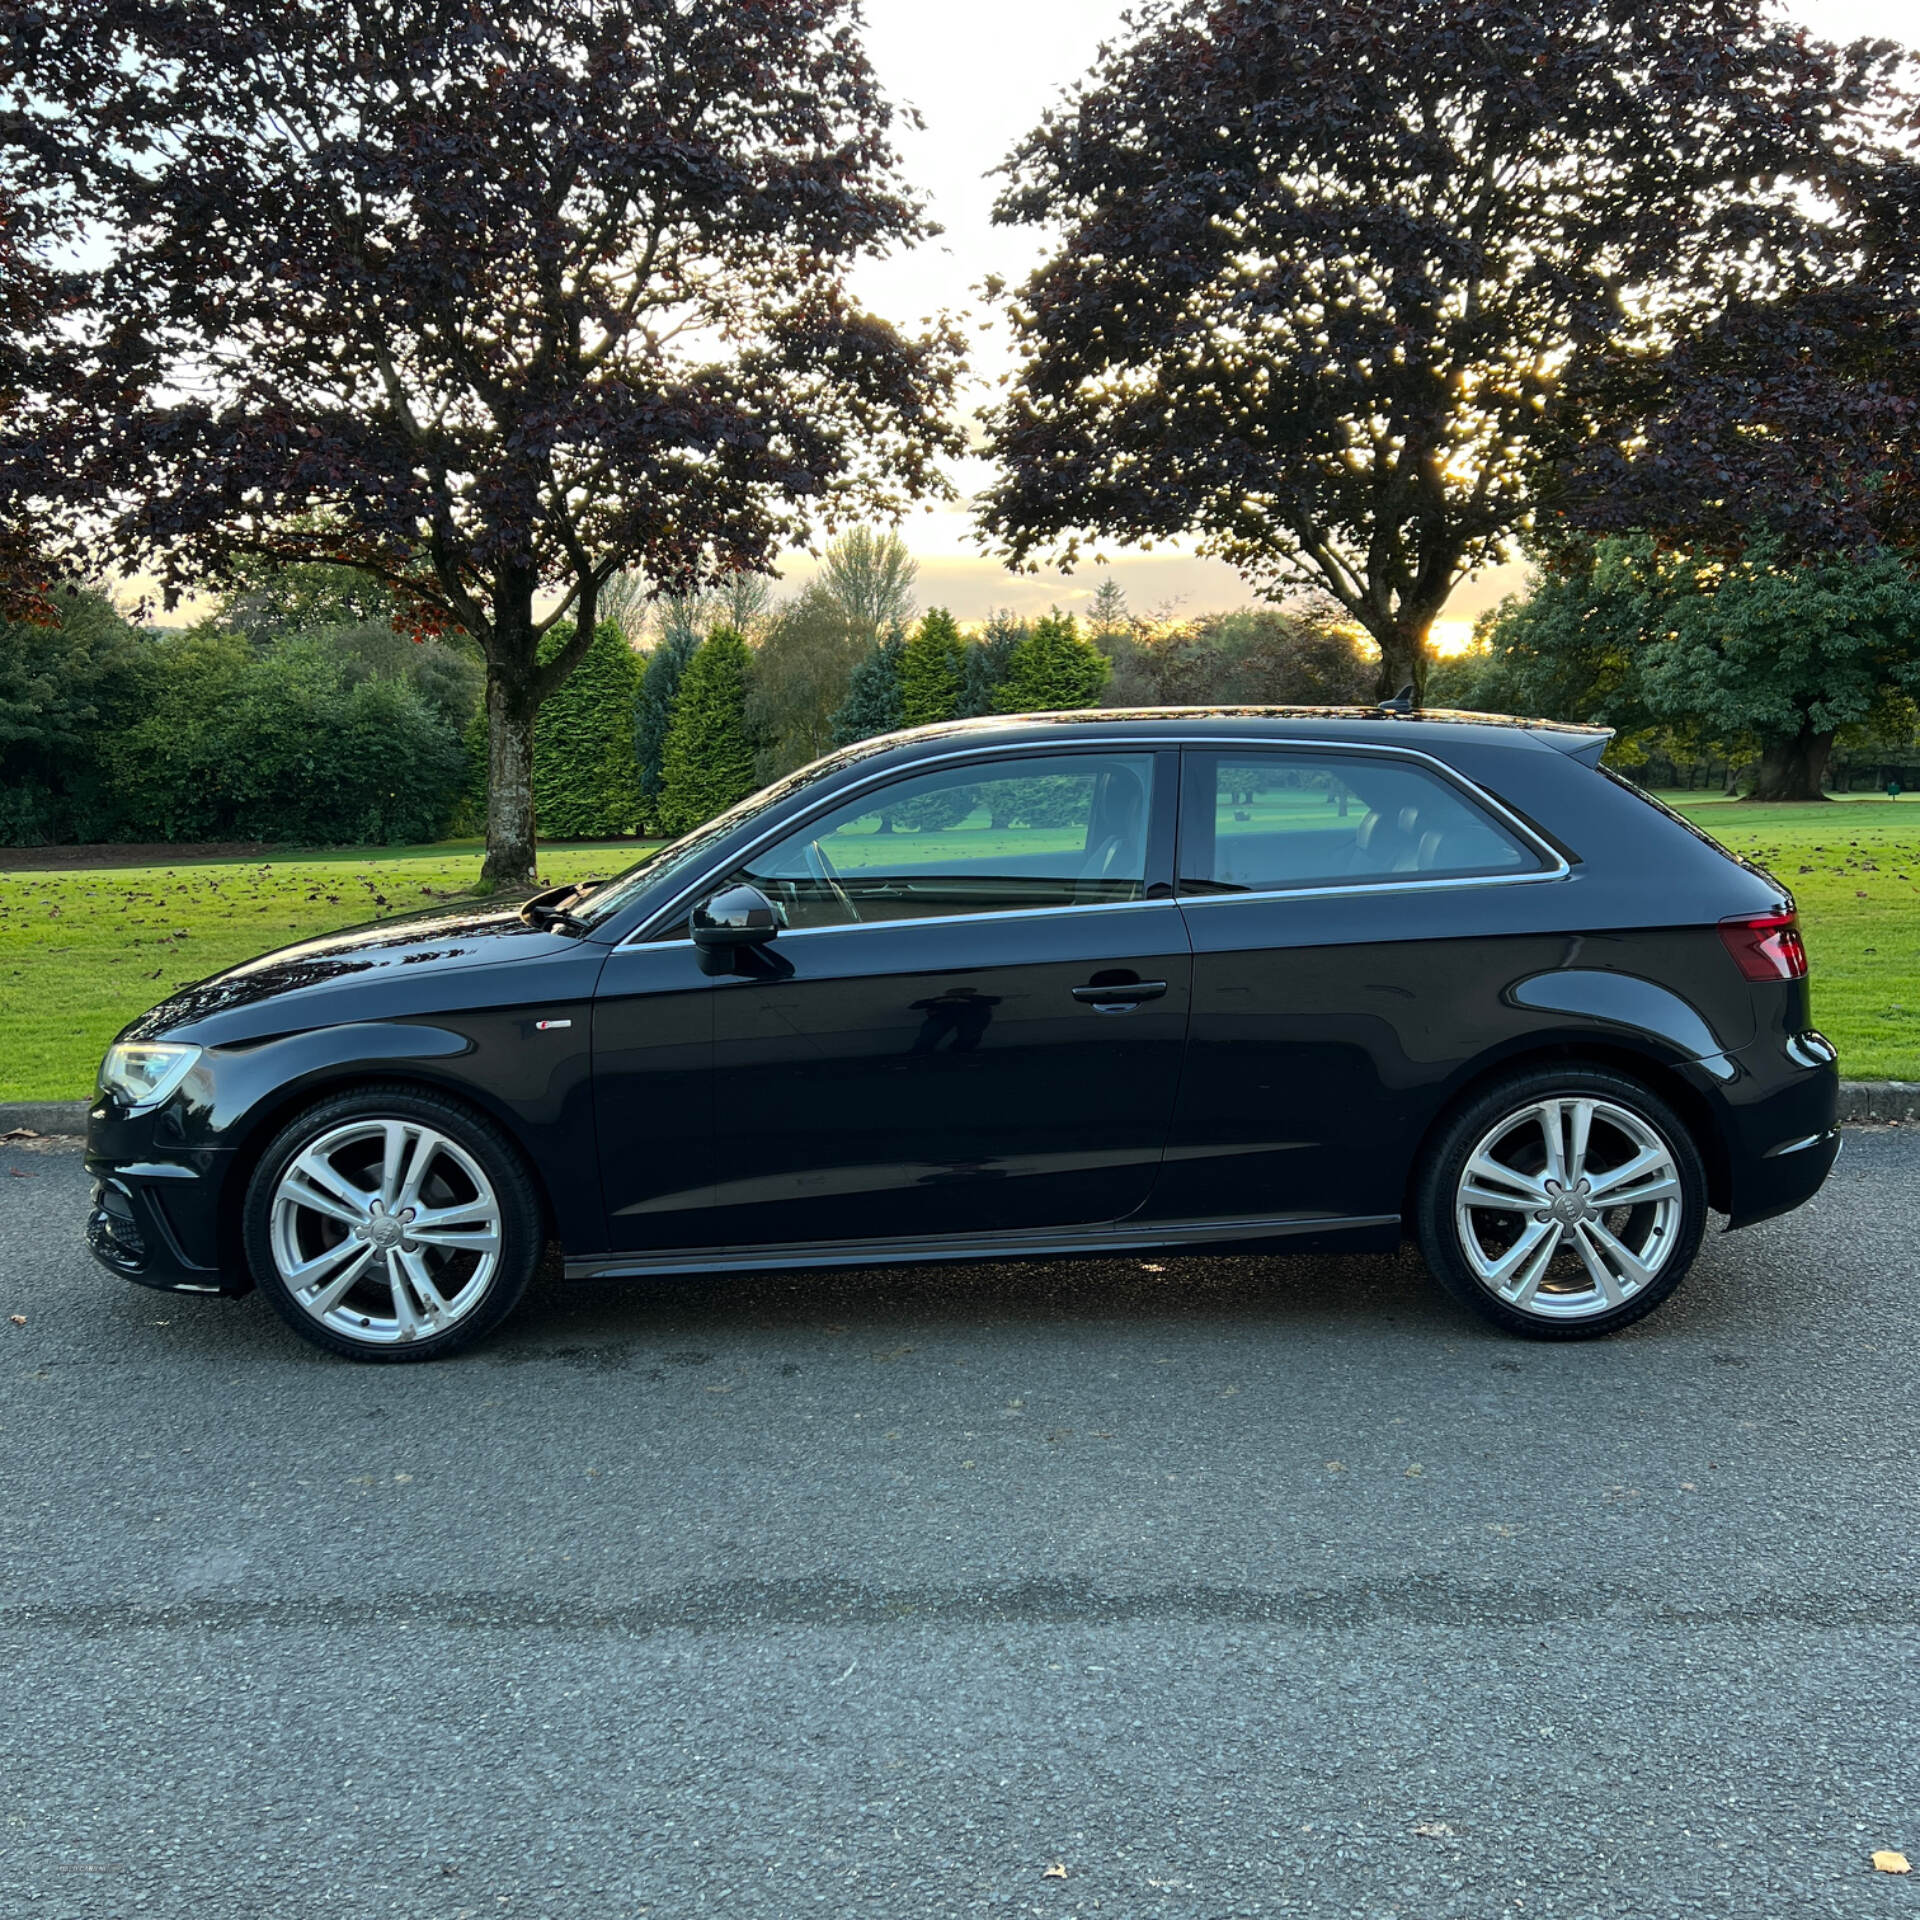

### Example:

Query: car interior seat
xmin=1078 ymin=767 xmax=1148 ymax=895
xmin=1344 ymin=804 xmax=1424 ymax=874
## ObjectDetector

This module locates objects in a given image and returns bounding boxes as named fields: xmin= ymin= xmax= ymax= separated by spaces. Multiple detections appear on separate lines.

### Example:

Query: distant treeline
xmin=0 ymin=537 xmax=1374 ymax=847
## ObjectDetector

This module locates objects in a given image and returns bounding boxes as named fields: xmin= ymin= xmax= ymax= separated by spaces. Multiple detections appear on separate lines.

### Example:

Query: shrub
xmin=658 ymin=626 xmax=757 ymax=834
xmin=532 ymin=620 xmax=645 ymax=838
xmin=993 ymin=610 xmax=1110 ymax=712
xmin=898 ymin=607 xmax=965 ymax=727
xmin=100 ymin=629 xmax=469 ymax=843
xmin=0 ymin=588 xmax=145 ymax=843
xmin=830 ymin=628 xmax=906 ymax=744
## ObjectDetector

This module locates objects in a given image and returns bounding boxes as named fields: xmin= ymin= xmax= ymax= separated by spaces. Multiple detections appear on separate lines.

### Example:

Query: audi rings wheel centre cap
xmin=359 ymin=1209 xmax=408 ymax=1251
xmin=1539 ymin=1181 xmax=1595 ymax=1227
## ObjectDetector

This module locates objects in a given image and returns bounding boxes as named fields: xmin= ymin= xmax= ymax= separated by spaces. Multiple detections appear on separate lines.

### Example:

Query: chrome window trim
xmin=1177 ymin=864 xmax=1569 ymax=910
xmin=1180 ymin=739 xmax=1568 ymax=898
xmin=755 ymin=895 xmax=1177 ymax=946
xmin=620 ymin=732 xmax=1567 ymax=947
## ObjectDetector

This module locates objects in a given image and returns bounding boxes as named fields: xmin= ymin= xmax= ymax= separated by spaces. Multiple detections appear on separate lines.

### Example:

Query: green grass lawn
xmin=3 ymin=797 xmax=1916 ymax=1100
xmin=0 ymin=841 xmax=653 ymax=1101
xmin=1656 ymin=794 xmax=1920 ymax=1082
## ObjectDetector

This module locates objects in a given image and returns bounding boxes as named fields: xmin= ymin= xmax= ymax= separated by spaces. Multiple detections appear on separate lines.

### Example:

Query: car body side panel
xmin=87 ymin=944 xmax=611 ymax=1276
xmin=674 ymin=903 xmax=1195 ymax=1248
xmin=590 ymin=942 xmax=719 ymax=1250
xmin=1162 ymin=869 xmax=1777 ymax=1225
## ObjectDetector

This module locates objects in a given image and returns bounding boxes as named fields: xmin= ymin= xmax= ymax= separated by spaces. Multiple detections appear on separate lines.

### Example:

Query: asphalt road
xmin=2 ymin=1132 xmax=1917 ymax=1920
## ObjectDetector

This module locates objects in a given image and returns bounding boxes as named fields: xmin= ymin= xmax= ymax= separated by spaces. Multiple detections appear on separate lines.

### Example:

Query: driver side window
xmin=722 ymin=752 xmax=1159 ymax=932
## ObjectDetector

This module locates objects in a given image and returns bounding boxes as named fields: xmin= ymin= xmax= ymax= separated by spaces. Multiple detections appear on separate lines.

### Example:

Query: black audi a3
xmin=84 ymin=707 xmax=1839 ymax=1360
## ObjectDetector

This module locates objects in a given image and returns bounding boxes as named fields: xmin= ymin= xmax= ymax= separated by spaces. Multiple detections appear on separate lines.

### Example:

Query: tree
xmin=1103 ymin=604 xmax=1376 ymax=708
xmin=0 ymin=189 xmax=81 ymax=627
xmin=634 ymin=606 xmax=703 ymax=834
xmin=1086 ymin=576 xmax=1131 ymax=644
xmin=980 ymin=0 xmax=1914 ymax=700
xmin=532 ymin=622 xmax=645 ymax=839
xmin=817 ymin=527 xmax=918 ymax=646
xmin=599 ymin=572 xmax=653 ymax=650
xmin=658 ymin=627 xmax=756 ymax=835
xmin=831 ymin=629 xmax=906 ymax=745
xmin=1554 ymin=285 xmax=1920 ymax=569
xmin=897 ymin=608 xmax=965 ymax=728
xmin=959 ymin=611 xmax=1025 ymax=717
xmin=7 ymin=1 xmax=961 ymax=884
xmin=0 ymin=587 xmax=142 ymax=841
xmin=748 ymin=582 xmax=865 ymax=778
xmin=993 ymin=611 xmax=1110 ymax=713
xmin=1456 ymin=538 xmax=1920 ymax=800
xmin=212 ymin=557 xmax=400 ymax=647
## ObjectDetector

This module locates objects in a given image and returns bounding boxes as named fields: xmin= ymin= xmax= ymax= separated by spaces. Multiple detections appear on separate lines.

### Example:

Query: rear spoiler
xmin=1543 ymin=727 xmax=1613 ymax=769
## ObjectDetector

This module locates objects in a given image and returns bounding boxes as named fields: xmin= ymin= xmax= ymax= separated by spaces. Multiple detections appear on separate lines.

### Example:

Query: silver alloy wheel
xmin=268 ymin=1119 xmax=503 ymax=1346
xmin=1453 ymin=1096 xmax=1686 ymax=1321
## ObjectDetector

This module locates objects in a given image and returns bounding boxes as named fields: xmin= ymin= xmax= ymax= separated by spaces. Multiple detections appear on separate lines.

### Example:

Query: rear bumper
xmin=1700 ymin=1031 xmax=1841 ymax=1231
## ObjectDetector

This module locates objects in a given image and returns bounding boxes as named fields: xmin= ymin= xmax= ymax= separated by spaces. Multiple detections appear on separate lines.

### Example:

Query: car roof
xmin=858 ymin=706 xmax=1614 ymax=766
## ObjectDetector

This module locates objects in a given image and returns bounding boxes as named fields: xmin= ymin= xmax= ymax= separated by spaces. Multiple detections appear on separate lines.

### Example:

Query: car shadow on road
xmin=494 ymin=1242 xmax=1529 ymax=1360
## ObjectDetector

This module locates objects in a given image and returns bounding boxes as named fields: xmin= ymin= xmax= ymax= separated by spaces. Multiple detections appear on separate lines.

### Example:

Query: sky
xmin=773 ymin=0 xmax=1918 ymax=640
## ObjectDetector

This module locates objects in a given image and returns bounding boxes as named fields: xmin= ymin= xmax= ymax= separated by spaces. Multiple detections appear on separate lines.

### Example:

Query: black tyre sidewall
xmin=243 ymin=1088 xmax=542 ymax=1363
xmin=1416 ymin=1067 xmax=1707 ymax=1341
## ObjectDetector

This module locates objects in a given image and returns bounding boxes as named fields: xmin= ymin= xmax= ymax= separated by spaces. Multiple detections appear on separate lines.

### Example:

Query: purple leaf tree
xmin=4 ymin=0 xmax=962 ymax=880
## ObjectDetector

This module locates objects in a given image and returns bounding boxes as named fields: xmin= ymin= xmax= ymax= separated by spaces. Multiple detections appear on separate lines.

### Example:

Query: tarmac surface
xmin=2 ymin=1130 xmax=1915 ymax=1918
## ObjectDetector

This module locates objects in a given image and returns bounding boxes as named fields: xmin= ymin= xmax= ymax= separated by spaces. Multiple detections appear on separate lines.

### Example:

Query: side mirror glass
xmin=691 ymin=883 xmax=782 ymax=952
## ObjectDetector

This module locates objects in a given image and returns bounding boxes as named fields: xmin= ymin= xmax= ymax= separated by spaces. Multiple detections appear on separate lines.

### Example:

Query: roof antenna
xmin=1377 ymin=683 xmax=1417 ymax=715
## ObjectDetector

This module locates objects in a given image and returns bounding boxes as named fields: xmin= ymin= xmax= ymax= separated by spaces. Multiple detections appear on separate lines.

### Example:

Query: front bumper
xmin=84 ymin=1101 xmax=250 ymax=1295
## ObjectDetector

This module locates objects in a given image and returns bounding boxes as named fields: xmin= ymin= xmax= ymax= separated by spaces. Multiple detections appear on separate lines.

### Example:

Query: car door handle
xmin=1072 ymin=980 xmax=1168 ymax=1008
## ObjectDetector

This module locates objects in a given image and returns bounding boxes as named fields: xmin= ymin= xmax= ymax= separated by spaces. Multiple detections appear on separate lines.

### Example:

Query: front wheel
xmin=243 ymin=1089 xmax=542 ymax=1362
xmin=1415 ymin=1068 xmax=1707 ymax=1340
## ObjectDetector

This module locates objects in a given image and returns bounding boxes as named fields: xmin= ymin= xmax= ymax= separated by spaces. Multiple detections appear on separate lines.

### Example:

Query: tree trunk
xmin=1744 ymin=725 xmax=1836 ymax=803
xmin=478 ymin=568 xmax=605 ymax=887
xmin=481 ymin=659 xmax=541 ymax=886
xmin=1366 ymin=620 xmax=1431 ymax=706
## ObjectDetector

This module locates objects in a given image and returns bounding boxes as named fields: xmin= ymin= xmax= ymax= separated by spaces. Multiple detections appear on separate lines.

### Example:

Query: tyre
xmin=242 ymin=1088 xmax=542 ymax=1362
xmin=1415 ymin=1066 xmax=1707 ymax=1340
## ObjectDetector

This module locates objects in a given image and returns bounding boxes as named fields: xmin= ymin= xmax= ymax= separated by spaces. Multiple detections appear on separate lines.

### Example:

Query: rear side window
xmin=1178 ymin=749 xmax=1546 ymax=895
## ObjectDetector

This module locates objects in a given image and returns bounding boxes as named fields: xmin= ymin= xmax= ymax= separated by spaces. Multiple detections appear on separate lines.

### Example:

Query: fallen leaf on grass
xmin=1873 ymin=1851 xmax=1911 ymax=1874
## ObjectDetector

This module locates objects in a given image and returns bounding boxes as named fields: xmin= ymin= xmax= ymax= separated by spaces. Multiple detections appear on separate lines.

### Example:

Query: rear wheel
xmin=1415 ymin=1067 xmax=1707 ymax=1340
xmin=243 ymin=1089 xmax=541 ymax=1362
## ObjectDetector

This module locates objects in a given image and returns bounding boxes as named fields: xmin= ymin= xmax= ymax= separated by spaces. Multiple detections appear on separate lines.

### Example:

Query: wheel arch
xmin=1401 ymin=1036 xmax=1733 ymax=1232
xmin=215 ymin=1068 xmax=563 ymax=1283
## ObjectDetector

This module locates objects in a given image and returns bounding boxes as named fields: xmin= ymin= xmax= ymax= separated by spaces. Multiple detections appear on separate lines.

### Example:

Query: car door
xmin=588 ymin=938 xmax=721 ymax=1253
xmin=622 ymin=746 xmax=1192 ymax=1253
xmin=1158 ymin=744 xmax=1567 ymax=1227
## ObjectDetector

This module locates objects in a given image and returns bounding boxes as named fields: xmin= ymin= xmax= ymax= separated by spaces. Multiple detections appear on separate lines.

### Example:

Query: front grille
xmin=87 ymin=1183 xmax=147 ymax=1272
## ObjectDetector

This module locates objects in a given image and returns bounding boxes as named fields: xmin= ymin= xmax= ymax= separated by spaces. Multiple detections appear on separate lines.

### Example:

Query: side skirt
xmin=564 ymin=1211 xmax=1402 ymax=1282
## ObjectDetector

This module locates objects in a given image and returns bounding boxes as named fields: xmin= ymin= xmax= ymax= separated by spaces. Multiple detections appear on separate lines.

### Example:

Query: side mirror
xmin=692 ymin=883 xmax=782 ymax=973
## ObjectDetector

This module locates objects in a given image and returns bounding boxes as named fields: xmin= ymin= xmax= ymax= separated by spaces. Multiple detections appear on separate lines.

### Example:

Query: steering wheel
xmin=804 ymin=838 xmax=861 ymax=924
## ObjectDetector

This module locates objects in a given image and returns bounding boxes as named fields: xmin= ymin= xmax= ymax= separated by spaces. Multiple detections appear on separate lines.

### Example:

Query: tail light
xmin=1719 ymin=910 xmax=1808 ymax=983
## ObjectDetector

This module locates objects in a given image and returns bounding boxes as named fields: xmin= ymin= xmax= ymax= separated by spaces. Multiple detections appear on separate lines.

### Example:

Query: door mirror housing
xmin=691 ymin=883 xmax=782 ymax=970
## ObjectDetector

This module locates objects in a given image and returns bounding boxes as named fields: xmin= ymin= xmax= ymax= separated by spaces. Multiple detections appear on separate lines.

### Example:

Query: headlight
xmin=97 ymin=1041 xmax=203 ymax=1111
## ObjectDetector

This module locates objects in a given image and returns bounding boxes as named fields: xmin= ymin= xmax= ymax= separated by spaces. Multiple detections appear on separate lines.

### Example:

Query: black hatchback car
xmin=85 ymin=707 xmax=1839 ymax=1360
